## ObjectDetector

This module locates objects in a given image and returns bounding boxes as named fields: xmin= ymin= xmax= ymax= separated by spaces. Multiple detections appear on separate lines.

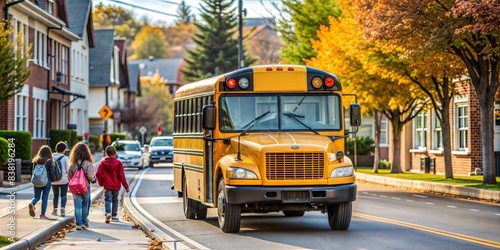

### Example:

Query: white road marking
xmin=468 ymin=209 xmax=480 ymax=212
xmin=425 ymin=202 xmax=434 ymax=205
xmin=405 ymin=199 xmax=414 ymax=202
xmin=413 ymin=195 xmax=428 ymax=199
xmin=446 ymin=205 xmax=457 ymax=209
xmin=391 ymin=197 xmax=401 ymax=200
xmin=379 ymin=195 xmax=388 ymax=198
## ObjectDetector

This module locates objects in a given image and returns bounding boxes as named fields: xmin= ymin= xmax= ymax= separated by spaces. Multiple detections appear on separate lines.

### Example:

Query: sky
xmin=92 ymin=0 xmax=279 ymax=26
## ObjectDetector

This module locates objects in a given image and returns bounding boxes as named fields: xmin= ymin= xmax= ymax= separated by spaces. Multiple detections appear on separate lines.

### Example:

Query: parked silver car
xmin=148 ymin=136 xmax=173 ymax=167
xmin=112 ymin=140 xmax=148 ymax=169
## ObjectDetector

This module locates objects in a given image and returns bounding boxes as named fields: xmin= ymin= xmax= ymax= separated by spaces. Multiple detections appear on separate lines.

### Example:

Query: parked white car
xmin=112 ymin=140 xmax=148 ymax=169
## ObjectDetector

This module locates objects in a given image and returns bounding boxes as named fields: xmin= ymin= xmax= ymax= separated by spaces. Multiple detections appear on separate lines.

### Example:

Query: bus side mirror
xmin=202 ymin=105 xmax=216 ymax=130
xmin=349 ymin=104 xmax=361 ymax=127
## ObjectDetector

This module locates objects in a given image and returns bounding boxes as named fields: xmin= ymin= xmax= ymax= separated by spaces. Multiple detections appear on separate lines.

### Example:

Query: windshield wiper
xmin=283 ymin=112 xmax=319 ymax=135
xmin=241 ymin=111 xmax=271 ymax=130
xmin=235 ymin=111 xmax=272 ymax=161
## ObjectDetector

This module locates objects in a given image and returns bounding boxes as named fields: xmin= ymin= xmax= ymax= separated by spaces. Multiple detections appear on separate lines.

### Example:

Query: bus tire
xmin=183 ymin=175 xmax=196 ymax=219
xmin=283 ymin=211 xmax=305 ymax=217
xmin=217 ymin=178 xmax=241 ymax=233
xmin=327 ymin=202 xmax=352 ymax=230
xmin=196 ymin=202 xmax=208 ymax=220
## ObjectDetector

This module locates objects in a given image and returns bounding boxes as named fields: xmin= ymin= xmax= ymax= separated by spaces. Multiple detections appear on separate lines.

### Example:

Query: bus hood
xmin=227 ymin=132 xmax=338 ymax=163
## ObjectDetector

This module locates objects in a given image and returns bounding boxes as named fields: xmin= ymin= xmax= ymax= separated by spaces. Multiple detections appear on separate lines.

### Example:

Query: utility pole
xmin=238 ymin=0 xmax=244 ymax=69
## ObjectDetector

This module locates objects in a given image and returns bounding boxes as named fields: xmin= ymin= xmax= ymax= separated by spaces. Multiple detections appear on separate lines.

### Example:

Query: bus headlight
xmin=227 ymin=167 xmax=258 ymax=179
xmin=330 ymin=166 xmax=354 ymax=177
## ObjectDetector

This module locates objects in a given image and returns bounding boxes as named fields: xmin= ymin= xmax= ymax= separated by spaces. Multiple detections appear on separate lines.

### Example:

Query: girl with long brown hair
xmin=68 ymin=142 xmax=96 ymax=230
xmin=29 ymin=145 xmax=53 ymax=219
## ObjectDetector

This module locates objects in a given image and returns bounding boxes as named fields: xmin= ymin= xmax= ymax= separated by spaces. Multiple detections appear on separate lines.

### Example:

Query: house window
xmin=456 ymin=105 xmax=468 ymax=150
xmin=47 ymin=0 xmax=54 ymax=14
xmin=380 ymin=117 xmax=388 ymax=145
xmin=414 ymin=112 xmax=427 ymax=149
xmin=495 ymin=102 xmax=500 ymax=128
xmin=432 ymin=111 xmax=443 ymax=150
xmin=14 ymin=94 xmax=28 ymax=131
xmin=33 ymin=99 xmax=46 ymax=138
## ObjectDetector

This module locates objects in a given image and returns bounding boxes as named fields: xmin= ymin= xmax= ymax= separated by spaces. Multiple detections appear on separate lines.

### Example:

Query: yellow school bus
xmin=172 ymin=64 xmax=361 ymax=233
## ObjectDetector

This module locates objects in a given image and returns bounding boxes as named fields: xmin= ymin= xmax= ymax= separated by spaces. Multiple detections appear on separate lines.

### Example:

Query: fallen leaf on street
xmin=97 ymin=237 xmax=101 ymax=242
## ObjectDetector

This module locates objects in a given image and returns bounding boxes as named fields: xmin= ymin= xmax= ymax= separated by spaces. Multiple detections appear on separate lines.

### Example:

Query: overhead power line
xmin=106 ymin=0 xmax=180 ymax=18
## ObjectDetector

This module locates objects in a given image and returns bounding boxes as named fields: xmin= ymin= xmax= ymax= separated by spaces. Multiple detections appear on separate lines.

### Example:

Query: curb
xmin=355 ymin=172 xmax=500 ymax=202
xmin=1 ymin=187 xmax=104 ymax=250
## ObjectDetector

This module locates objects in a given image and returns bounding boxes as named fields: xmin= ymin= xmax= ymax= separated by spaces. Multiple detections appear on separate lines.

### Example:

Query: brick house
xmin=407 ymin=83 xmax=500 ymax=176
xmin=0 ymin=0 xmax=81 ymax=157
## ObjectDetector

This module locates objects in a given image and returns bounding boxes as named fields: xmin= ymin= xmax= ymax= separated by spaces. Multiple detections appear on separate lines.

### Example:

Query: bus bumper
xmin=225 ymin=183 xmax=357 ymax=204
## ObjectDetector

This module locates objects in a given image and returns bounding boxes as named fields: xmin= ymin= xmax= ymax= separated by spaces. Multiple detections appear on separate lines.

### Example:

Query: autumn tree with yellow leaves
xmin=308 ymin=1 xmax=428 ymax=173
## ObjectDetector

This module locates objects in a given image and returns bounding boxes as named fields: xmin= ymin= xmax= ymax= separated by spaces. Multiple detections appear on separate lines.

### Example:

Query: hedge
xmin=109 ymin=133 xmax=126 ymax=145
xmin=0 ymin=137 xmax=9 ymax=165
xmin=0 ymin=130 xmax=32 ymax=160
xmin=49 ymin=130 xmax=77 ymax=152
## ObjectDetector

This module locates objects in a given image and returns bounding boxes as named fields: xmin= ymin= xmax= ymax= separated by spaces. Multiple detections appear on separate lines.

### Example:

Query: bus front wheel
xmin=217 ymin=178 xmax=241 ymax=233
xmin=327 ymin=202 xmax=352 ymax=230
xmin=183 ymin=175 xmax=196 ymax=219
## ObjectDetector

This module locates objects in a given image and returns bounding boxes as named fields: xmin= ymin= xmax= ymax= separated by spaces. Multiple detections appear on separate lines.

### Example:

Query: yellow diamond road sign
xmin=99 ymin=105 xmax=113 ymax=121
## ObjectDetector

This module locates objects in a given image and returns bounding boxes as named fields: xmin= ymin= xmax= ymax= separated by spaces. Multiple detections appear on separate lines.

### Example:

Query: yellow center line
xmin=353 ymin=212 xmax=500 ymax=248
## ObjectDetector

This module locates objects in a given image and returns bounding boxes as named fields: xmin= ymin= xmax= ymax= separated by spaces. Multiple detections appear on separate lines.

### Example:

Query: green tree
xmin=273 ymin=0 xmax=341 ymax=65
xmin=131 ymin=26 xmax=170 ymax=60
xmin=353 ymin=0 xmax=499 ymax=184
xmin=0 ymin=23 xmax=31 ymax=103
xmin=182 ymin=0 xmax=256 ymax=82
xmin=176 ymin=0 xmax=195 ymax=25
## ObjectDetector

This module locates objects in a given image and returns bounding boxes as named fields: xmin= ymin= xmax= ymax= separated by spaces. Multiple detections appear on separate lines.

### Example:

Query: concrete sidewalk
xmin=0 ymin=153 xmax=153 ymax=250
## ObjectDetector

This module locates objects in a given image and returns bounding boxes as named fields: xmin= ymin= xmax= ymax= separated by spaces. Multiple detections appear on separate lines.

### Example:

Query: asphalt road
xmin=129 ymin=166 xmax=500 ymax=250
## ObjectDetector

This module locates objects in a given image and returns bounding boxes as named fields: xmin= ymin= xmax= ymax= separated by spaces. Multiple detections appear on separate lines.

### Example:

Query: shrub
xmin=346 ymin=136 xmax=375 ymax=156
xmin=379 ymin=159 xmax=392 ymax=169
xmin=0 ymin=137 xmax=8 ymax=165
xmin=49 ymin=130 xmax=73 ymax=152
xmin=109 ymin=132 xmax=126 ymax=143
xmin=0 ymin=130 xmax=32 ymax=160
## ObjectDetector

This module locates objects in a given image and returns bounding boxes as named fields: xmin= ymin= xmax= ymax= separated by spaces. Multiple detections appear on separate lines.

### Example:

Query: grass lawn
xmin=356 ymin=167 xmax=500 ymax=191
xmin=0 ymin=236 xmax=17 ymax=248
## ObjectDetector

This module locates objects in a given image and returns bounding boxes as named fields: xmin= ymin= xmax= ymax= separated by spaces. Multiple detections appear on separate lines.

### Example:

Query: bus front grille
xmin=265 ymin=152 xmax=325 ymax=180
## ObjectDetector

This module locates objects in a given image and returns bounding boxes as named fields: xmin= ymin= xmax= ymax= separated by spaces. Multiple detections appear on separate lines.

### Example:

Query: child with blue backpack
xmin=29 ymin=145 xmax=53 ymax=219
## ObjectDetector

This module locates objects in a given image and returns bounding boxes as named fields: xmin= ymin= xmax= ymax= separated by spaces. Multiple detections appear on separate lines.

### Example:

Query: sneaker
xmin=111 ymin=217 xmax=119 ymax=222
xmin=40 ymin=214 xmax=50 ymax=219
xmin=28 ymin=204 xmax=36 ymax=217
xmin=82 ymin=224 xmax=88 ymax=229
xmin=105 ymin=213 xmax=111 ymax=224
xmin=76 ymin=226 xmax=83 ymax=230
xmin=60 ymin=208 xmax=65 ymax=217
xmin=51 ymin=209 xmax=57 ymax=216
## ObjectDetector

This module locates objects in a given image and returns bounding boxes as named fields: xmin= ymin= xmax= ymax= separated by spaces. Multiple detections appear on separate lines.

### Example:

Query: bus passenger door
xmin=205 ymin=130 xmax=214 ymax=204
xmin=202 ymin=104 xmax=217 ymax=204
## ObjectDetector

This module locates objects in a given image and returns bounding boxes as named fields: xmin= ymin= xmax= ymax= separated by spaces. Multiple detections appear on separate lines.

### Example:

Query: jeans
xmin=73 ymin=189 xmax=90 ymax=227
xmin=32 ymin=181 xmax=52 ymax=215
xmin=105 ymin=189 xmax=120 ymax=217
xmin=52 ymin=184 xmax=68 ymax=209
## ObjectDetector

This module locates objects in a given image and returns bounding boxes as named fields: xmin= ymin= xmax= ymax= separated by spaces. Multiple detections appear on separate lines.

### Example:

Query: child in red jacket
xmin=96 ymin=146 xmax=130 ymax=223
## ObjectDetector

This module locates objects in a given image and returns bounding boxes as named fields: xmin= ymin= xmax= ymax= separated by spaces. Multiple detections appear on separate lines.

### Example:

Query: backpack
xmin=49 ymin=155 xmax=64 ymax=182
xmin=68 ymin=161 xmax=88 ymax=195
xmin=31 ymin=163 xmax=48 ymax=188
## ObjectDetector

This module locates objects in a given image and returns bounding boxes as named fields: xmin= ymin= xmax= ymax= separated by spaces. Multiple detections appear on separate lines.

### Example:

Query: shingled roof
xmin=66 ymin=0 xmax=90 ymax=37
xmin=89 ymin=29 xmax=115 ymax=87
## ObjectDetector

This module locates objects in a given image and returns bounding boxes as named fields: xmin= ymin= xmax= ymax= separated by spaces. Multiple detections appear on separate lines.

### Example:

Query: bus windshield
xmin=220 ymin=94 xmax=341 ymax=132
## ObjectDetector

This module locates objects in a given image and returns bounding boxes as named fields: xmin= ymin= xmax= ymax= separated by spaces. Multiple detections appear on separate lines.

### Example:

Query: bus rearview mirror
xmin=203 ymin=105 xmax=216 ymax=130
xmin=349 ymin=104 xmax=361 ymax=127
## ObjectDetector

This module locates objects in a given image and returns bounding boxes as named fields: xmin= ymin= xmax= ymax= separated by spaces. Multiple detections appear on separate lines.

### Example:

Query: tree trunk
xmin=390 ymin=118 xmax=403 ymax=173
xmin=440 ymin=101 xmax=454 ymax=179
xmin=373 ymin=111 xmax=382 ymax=173
xmin=480 ymin=102 xmax=497 ymax=184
